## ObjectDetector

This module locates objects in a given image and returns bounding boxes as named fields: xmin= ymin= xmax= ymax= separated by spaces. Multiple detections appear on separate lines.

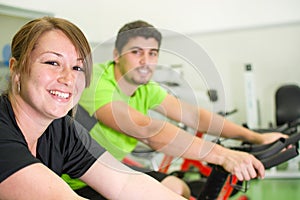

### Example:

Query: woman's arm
xmin=80 ymin=152 xmax=186 ymax=200
xmin=0 ymin=163 xmax=86 ymax=200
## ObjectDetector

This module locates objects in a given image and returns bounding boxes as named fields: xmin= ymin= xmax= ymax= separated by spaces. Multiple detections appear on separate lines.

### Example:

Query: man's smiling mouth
xmin=136 ymin=66 xmax=151 ymax=75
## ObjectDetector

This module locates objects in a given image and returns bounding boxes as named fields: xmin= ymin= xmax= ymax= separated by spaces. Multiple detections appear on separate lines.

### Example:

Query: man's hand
xmin=255 ymin=132 xmax=288 ymax=144
xmin=220 ymin=149 xmax=265 ymax=181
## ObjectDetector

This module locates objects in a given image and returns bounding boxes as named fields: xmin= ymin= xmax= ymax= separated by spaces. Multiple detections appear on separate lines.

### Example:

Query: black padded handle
xmin=261 ymin=146 xmax=299 ymax=169
xmin=232 ymin=132 xmax=300 ymax=155
xmin=284 ymin=132 xmax=300 ymax=146
xmin=197 ymin=132 xmax=300 ymax=200
xmin=288 ymin=117 xmax=300 ymax=128
xmin=251 ymin=139 xmax=286 ymax=160
xmin=232 ymin=142 xmax=276 ymax=153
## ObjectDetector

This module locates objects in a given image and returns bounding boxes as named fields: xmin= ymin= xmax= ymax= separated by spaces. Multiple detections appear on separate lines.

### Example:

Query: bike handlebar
xmin=232 ymin=131 xmax=300 ymax=156
xmin=261 ymin=146 xmax=298 ymax=169
xmin=197 ymin=131 xmax=300 ymax=200
xmin=260 ymin=131 xmax=300 ymax=168
xmin=252 ymin=117 xmax=300 ymax=135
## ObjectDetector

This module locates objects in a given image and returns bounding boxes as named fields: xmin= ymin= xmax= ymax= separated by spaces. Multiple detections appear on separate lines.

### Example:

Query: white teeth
xmin=49 ymin=90 xmax=70 ymax=99
xmin=138 ymin=68 xmax=149 ymax=74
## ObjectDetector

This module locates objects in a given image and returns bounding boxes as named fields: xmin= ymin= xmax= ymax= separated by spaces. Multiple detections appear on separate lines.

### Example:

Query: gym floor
xmin=230 ymin=160 xmax=300 ymax=200
xmin=230 ymin=178 xmax=300 ymax=200
xmin=177 ymin=159 xmax=300 ymax=200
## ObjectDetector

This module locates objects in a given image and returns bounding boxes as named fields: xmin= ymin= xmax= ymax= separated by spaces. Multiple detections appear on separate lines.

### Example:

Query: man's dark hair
xmin=115 ymin=20 xmax=162 ymax=53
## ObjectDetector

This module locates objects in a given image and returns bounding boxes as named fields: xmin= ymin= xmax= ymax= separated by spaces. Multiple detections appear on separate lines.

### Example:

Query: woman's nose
xmin=58 ymin=67 xmax=75 ymax=86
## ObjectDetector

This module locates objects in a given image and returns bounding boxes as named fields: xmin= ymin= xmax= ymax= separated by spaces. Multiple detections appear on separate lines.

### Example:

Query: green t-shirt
xmin=63 ymin=61 xmax=167 ymax=190
xmin=81 ymin=61 xmax=167 ymax=160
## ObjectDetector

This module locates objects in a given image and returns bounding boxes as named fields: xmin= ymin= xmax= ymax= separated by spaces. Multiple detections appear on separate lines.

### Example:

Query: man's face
xmin=114 ymin=36 xmax=159 ymax=85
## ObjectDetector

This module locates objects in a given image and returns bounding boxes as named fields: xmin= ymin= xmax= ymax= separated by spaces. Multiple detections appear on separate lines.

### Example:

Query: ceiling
xmin=0 ymin=0 xmax=300 ymax=42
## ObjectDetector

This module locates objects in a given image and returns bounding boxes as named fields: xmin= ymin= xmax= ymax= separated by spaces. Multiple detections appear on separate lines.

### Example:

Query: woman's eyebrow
xmin=41 ymin=51 xmax=84 ymax=62
xmin=40 ymin=50 xmax=63 ymax=57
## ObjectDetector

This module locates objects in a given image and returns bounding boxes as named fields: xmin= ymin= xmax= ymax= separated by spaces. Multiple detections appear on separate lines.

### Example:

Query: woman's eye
xmin=44 ymin=61 xmax=59 ymax=66
xmin=73 ymin=66 xmax=85 ymax=72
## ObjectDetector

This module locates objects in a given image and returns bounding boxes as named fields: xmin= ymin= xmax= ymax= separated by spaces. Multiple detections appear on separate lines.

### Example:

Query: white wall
xmin=195 ymin=23 xmax=300 ymax=127
xmin=0 ymin=0 xmax=299 ymax=42
xmin=0 ymin=5 xmax=52 ymax=92
xmin=1 ymin=0 xmax=300 ymax=128
xmin=158 ymin=23 xmax=300 ymax=128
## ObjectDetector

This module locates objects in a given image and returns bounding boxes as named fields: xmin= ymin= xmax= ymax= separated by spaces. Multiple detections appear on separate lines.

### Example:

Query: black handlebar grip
xmin=261 ymin=146 xmax=299 ymax=169
xmin=197 ymin=133 xmax=300 ymax=199
xmin=275 ymin=123 xmax=290 ymax=132
xmin=252 ymin=139 xmax=286 ymax=160
xmin=197 ymin=165 xmax=229 ymax=200
xmin=289 ymin=118 xmax=300 ymax=128
xmin=285 ymin=132 xmax=300 ymax=146
xmin=232 ymin=141 xmax=277 ymax=153
xmin=232 ymin=132 xmax=300 ymax=154
xmin=248 ymin=141 xmax=276 ymax=153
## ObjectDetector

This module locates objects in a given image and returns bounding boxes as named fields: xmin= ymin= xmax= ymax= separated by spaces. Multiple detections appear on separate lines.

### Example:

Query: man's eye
xmin=73 ymin=66 xmax=85 ymax=72
xmin=131 ymin=49 xmax=142 ymax=55
xmin=150 ymin=51 xmax=158 ymax=57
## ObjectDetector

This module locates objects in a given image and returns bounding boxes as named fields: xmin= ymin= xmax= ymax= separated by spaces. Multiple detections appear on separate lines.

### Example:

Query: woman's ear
xmin=113 ymin=48 xmax=120 ymax=64
xmin=9 ymin=57 xmax=20 ymax=84
xmin=9 ymin=57 xmax=16 ymax=72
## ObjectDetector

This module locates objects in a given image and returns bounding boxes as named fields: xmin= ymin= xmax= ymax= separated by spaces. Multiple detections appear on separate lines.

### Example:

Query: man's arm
xmin=0 ymin=163 xmax=86 ymax=200
xmin=156 ymin=94 xmax=287 ymax=144
xmin=95 ymin=100 xmax=264 ymax=180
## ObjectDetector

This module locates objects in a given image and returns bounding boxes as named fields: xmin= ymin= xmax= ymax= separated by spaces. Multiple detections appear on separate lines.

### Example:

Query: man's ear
xmin=113 ymin=48 xmax=120 ymax=64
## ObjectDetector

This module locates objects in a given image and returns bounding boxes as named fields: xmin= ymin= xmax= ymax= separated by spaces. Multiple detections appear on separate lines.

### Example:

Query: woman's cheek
xmin=74 ymin=76 xmax=85 ymax=100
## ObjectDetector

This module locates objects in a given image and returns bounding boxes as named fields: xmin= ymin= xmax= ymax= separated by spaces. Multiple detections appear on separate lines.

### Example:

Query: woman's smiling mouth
xmin=49 ymin=90 xmax=71 ymax=99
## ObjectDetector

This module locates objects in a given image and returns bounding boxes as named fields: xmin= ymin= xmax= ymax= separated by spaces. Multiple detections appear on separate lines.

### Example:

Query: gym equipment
xmin=197 ymin=131 xmax=300 ymax=200
xmin=73 ymin=104 xmax=300 ymax=200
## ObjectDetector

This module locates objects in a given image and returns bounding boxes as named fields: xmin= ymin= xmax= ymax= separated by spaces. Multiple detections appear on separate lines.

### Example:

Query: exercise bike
xmin=196 ymin=130 xmax=300 ymax=200
xmin=73 ymin=105 xmax=300 ymax=200
xmin=155 ymin=117 xmax=300 ymax=200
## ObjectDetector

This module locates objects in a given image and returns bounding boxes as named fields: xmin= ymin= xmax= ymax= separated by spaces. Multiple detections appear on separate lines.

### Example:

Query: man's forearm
xmin=145 ymin=120 xmax=219 ymax=162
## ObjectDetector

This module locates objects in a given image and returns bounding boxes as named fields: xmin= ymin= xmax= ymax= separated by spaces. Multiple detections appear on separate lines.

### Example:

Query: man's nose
xmin=139 ymin=53 xmax=150 ymax=65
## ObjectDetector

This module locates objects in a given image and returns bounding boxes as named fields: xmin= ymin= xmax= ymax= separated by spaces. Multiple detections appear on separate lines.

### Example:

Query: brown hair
xmin=115 ymin=20 xmax=162 ymax=53
xmin=8 ymin=16 xmax=93 ymax=94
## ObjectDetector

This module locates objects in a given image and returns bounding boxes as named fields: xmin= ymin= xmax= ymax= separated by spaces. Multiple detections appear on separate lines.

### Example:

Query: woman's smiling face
xmin=19 ymin=29 xmax=86 ymax=119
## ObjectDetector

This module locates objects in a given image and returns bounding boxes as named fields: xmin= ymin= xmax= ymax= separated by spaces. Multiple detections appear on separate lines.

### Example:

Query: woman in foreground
xmin=0 ymin=17 xmax=186 ymax=200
